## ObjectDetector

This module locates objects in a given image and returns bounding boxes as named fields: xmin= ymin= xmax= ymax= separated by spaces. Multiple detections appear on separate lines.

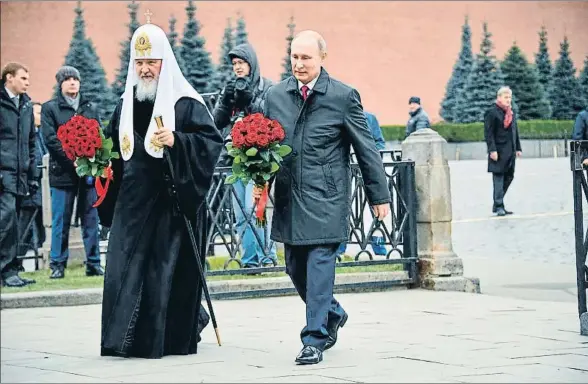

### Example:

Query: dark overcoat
xmin=484 ymin=103 xmax=522 ymax=174
xmin=263 ymin=68 xmax=391 ymax=246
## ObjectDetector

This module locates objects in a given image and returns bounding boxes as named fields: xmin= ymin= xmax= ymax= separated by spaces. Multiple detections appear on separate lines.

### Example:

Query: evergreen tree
xmin=439 ymin=16 xmax=474 ymax=122
xmin=551 ymin=36 xmax=586 ymax=119
xmin=110 ymin=0 xmax=140 ymax=106
xmin=180 ymin=0 xmax=215 ymax=93
xmin=58 ymin=1 xmax=111 ymax=119
xmin=454 ymin=22 xmax=504 ymax=123
xmin=167 ymin=14 xmax=186 ymax=74
xmin=501 ymin=42 xmax=550 ymax=120
xmin=280 ymin=16 xmax=296 ymax=81
xmin=235 ymin=13 xmax=248 ymax=46
xmin=579 ymin=56 xmax=588 ymax=107
xmin=210 ymin=18 xmax=235 ymax=93
xmin=534 ymin=25 xmax=553 ymax=107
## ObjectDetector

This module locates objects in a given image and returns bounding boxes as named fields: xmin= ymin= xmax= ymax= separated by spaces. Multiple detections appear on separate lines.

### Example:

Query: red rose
xmin=272 ymin=126 xmax=285 ymax=141
xmin=84 ymin=145 xmax=96 ymax=158
xmin=257 ymin=134 xmax=270 ymax=148
xmin=244 ymin=132 xmax=258 ymax=147
xmin=64 ymin=147 xmax=75 ymax=161
xmin=91 ymin=136 xmax=102 ymax=148
xmin=88 ymin=126 xmax=99 ymax=138
xmin=233 ymin=134 xmax=245 ymax=149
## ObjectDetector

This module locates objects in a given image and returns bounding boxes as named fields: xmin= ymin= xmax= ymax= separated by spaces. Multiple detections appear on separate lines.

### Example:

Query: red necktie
xmin=301 ymin=85 xmax=309 ymax=101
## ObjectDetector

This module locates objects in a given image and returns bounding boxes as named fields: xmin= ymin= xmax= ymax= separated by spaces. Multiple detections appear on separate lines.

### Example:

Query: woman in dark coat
xmin=484 ymin=86 xmax=522 ymax=216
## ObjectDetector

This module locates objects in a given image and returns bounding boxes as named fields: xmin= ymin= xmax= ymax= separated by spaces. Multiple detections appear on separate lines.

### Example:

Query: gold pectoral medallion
xmin=149 ymin=133 xmax=164 ymax=153
xmin=121 ymin=133 xmax=132 ymax=157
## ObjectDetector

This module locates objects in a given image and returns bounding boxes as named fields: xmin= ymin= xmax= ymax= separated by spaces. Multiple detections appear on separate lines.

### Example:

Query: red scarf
xmin=496 ymin=100 xmax=513 ymax=129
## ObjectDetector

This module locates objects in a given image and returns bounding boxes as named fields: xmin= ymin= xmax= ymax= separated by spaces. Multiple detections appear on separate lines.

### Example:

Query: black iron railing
xmin=203 ymin=150 xmax=419 ymax=290
xmin=570 ymin=140 xmax=588 ymax=336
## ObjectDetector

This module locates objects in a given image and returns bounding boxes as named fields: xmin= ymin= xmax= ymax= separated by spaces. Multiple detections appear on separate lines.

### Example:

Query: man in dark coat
xmin=98 ymin=22 xmax=223 ymax=359
xmin=17 ymin=102 xmax=48 ymax=259
xmin=405 ymin=96 xmax=431 ymax=138
xmin=572 ymin=107 xmax=588 ymax=165
xmin=257 ymin=30 xmax=391 ymax=365
xmin=213 ymin=43 xmax=277 ymax=269
xmin=41 ymin=66 xmax=103 ymax=279
xmin=0 ymin=62 xmax=38 ymax=287
xmin=484 ymin=86 xmax=522 ymax=216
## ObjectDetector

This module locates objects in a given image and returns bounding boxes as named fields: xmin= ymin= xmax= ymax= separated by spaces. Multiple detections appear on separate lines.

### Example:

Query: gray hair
xmin=497 ymin=86 xmax=512 ymax=97
xmin=292 ymin=30 xmax=327 ymax=56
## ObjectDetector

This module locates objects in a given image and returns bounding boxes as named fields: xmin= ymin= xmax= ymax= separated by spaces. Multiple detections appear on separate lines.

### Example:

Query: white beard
xmin=135 ymin=78 xmax=158 ymax=102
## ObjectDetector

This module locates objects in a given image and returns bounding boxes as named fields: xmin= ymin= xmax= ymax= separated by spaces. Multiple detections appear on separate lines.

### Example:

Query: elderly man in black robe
xmin=98 ymin=20 xmax=223 ymax=359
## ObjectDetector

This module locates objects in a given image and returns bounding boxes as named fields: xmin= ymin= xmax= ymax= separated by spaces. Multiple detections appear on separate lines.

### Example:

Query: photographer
xmin=213 ymin=43 xmax=277 ymax=270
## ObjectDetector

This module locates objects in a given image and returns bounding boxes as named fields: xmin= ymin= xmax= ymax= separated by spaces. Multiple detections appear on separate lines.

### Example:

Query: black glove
xmin=27 ymin=180 xmax=39 ymax=195
xmin=236 ymin=88 xmax=254 ymax=108
xmin=221 ymin=82 xmax=235 ymax=106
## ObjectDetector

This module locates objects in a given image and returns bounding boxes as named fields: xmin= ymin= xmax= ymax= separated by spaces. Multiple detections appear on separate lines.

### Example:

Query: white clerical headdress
xmin=118 ymin=18 xmax=211 ymax=160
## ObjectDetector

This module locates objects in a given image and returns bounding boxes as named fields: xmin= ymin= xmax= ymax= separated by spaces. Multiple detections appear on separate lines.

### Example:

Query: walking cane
xmin=154 ymin=115 xmax=221 ymax=347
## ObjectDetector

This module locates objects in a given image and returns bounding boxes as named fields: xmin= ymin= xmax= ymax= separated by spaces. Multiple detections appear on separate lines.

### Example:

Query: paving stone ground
xmin=2 ymin=290 xmax=587 ymax=383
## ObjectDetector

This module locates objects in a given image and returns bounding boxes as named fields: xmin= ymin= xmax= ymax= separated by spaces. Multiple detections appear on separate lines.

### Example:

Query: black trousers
xmin=0 ymin=192 xmax=23 ymax=278
xmin=285 ymin=243 xmax=346 ymax=350
xmin=492 ymin=166 xmax=515 ymax=210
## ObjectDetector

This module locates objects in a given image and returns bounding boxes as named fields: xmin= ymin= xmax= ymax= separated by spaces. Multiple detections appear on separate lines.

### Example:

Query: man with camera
xmin=213 ymin=42 xmax=278 ymax=270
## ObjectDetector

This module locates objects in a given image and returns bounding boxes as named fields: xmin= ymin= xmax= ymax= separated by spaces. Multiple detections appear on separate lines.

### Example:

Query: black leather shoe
xmin=504 ymin=209 xmax=513 ymax=215
xmin=1 ymin=275 xmax=27 ymax=287
xmin=496 ymin=208 xmax=506 ymax=217
xmin=324 ymin=312 xmax=348 ymax=351
xmin=295 ymin=345 xmax=323 ymax=365
xmin=50 ymin=268 xmax=65 ymax=279
xmin=86 ymin=264 xmax=104 ymax=276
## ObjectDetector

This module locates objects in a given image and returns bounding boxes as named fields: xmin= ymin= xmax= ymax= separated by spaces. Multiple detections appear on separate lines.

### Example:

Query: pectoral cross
xmin=144 ymin=8 xmax=153 ymax=24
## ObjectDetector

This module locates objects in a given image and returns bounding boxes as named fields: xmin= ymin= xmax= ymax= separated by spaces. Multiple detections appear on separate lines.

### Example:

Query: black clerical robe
xmin=98 ymin=95 xmax=223 ymax=359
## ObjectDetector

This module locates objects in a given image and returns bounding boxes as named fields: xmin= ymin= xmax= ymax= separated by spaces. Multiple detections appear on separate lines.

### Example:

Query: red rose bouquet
xmin=56 ymin=115 xmax=120 ymax=207
xmin=224 ymin=113 xmax=292 ymax=226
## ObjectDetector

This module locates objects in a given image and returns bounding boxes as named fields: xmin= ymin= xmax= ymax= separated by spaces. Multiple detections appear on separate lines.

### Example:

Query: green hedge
xmin=381 ymin=120 xmax=574 ymax=143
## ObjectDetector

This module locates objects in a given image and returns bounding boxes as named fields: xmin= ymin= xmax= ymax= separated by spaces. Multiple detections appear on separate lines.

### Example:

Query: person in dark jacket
xmin=0 ymin=62 xmax=38 ymax=287
xmin=255 ymin=30 xmax=391 ymax=365
xmin=41 ymin=66 xmax=103 ymax=279
xmin=17 ymin=102 xmax=48 ymax=261
xmin=484 ymin=86 xmax=522 ymax=216
xmin=572 ymin=108 xmax=588 ymax=165
xmin=337 ymin=110 xmax=387 ymax=257
xmin=405 ymin=96 xmax=430 ymax=138
xmin=213 ymin=43 xmax=277 ymax=269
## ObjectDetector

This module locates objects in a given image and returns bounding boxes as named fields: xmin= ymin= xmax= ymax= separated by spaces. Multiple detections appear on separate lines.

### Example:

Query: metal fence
xmin=203 ymin=149 xmax=419 ymax=291
xmin=570 ymin=140 xmax=588 ymax=336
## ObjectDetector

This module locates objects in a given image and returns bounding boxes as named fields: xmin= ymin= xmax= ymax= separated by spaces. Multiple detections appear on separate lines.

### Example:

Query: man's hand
xmin=252 ymin=183 xmax=266 ymax=201
xmin=222 ymin=82 xmax=235 ymax=105
xmin=154 ymin=127 xmax=175 ymax=147
xmin=27 ymin=180 xmax=39 ymax=195
xmin=516 ymin=151 xmax=522 ymax=158
xmin=372 ymin=204 xmax=389 ymax=221
xmin=489 ymin=151 xmax=498 ymax=161
xmin=582 ymin=158 xmax=588 ymax=166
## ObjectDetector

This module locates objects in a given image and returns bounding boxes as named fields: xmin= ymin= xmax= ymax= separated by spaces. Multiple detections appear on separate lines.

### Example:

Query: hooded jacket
xmin=213 ymin=43 xmax=273 ymax=166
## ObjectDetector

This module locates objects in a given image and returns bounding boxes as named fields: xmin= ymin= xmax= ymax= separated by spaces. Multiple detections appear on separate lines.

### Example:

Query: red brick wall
xmin=2 ymin=1 xmax=587 ymax=124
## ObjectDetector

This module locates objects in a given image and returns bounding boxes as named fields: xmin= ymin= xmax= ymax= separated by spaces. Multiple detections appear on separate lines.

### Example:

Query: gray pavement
xmin=2 ymin=290 xmax=588 ymax=383
xmin=449 ymin=158 xmax=583 ymax=304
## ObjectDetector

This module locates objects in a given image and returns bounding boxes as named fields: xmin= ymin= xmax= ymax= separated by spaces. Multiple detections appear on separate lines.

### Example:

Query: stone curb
xmin=0 ymin=271 xmax=408 ymax=310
